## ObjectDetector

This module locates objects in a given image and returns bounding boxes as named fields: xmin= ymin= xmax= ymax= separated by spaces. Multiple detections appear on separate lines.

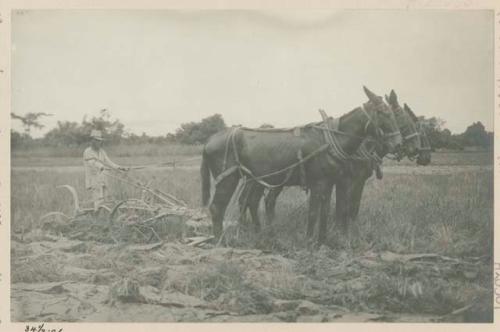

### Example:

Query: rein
xmin=385 ymin=131 xmax=403 ymax=139
xmin=388 ymin=128 xmax=431 ymax=161
xmin=215 ymin=127 xmax=330 ymax=189
xmin=213 ymin=106 xmax=392 ymax=190
xmin=403 ymin=132 xmax=419 ymax=140
xmin=353 ymin=139 xmax=383 ymax=164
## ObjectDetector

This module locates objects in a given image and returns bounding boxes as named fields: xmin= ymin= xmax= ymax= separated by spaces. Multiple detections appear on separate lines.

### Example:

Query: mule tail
xmin=201 ymin=148 xmax=212 ymax=206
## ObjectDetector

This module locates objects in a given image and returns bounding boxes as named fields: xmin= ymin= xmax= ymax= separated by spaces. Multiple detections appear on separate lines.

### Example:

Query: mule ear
xmin=363 ymin=86 xmax=379 ymax=102
xmin=389 ymin=90 xmax=398 ymax=105
xmin=404 ymin=103 xmax=418 ymax=121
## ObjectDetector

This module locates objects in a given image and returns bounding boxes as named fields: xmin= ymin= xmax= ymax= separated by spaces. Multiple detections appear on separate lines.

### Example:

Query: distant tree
xmin=417 ymin=116 xmax=493 ymax=151
xmin=44 ymin=121 xmax=86 ymax=146
xmin=43 ymin=109 xmax=125 ymax=146
xmin=166 ymin=132 xmax=176 ymax=142
xmin=417 ymin=116 xmax=467 ymax=150
xmin=487 ymin=132 xmax=494 ymax=147
xmin=418 ymin=116 xmax=448 ymax=150
xmin=173 ymin=114 xmax=226 ymax=144
xmin=10 ymin=129 xmax=32 ymax=149
xmin=11 ymin=112 xmax=52 ymax=135
xmin=11 ymin=130 xmax=22 ymax=148
xmin=418 ymin=116 xmax=445 ymax=132
xmin=80 ymin=109 xmax=125 ymax=144
xmin=461 ymin=121 xmax=491 ymax=148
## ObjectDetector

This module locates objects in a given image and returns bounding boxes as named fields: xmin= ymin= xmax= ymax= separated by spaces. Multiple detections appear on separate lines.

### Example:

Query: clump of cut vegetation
xmin=187 ymin=262 xmax=273 ymax=315
xmin=10 ymin=152 xmax=494 ymax=321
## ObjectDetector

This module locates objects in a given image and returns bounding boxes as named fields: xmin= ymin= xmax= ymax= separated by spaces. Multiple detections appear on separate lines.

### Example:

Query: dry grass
xmin=11 ymin=254 xmax=64 ymax=283
xmin=11 ymin=154 xmax=493 ymax=256
xmin=10 ymin=168 xmax=201 ymax=234
xmin=383 ymin=150 xmax=492 ymax=167
xmin=186 ymin=261 xmax=273 ymax=314
xmin=12 ymin=145 xmax=491 ymax=168
xmin=12 ymin=143 xmax=202 ymax=167
xmin=10 ymin=151 xmax=494 ymax=320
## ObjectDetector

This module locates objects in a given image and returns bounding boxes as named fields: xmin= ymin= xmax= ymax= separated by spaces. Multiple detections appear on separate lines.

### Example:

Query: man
xmin=83 ymin=130 xmax=128 ymax=211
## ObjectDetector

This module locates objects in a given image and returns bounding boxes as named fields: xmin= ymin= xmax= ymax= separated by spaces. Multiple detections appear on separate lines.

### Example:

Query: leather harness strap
xmin=214 ymin=126 xmax=330 ymax=189
xmin=214 ymin=107 xmax=390 ymax=189
xmin=297 ymin=149 xmax=307 ymax=190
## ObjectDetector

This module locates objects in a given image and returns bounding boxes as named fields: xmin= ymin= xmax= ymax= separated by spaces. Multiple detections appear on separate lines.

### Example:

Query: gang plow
xmin=40 ymin=169 xmax=212 ymax=245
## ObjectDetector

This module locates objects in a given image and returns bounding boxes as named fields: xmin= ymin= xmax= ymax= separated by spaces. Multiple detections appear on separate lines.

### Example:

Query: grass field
xmin=11 ymin=144 xmax=492 ymax=167
xmin=10 ymin=150 xmax=494 ymax=322
xmin=11 ymin=143 xmax=203 ymax=167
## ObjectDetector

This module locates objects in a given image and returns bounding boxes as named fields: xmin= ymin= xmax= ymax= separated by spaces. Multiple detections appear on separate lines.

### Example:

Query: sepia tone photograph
xmin=6 ymin=7 xmax=495 ymax=324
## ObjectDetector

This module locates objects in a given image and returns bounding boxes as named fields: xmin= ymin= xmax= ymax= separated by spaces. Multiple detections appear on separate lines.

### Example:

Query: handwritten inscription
xmin=25 ymin=324 xmax=62 ymax=332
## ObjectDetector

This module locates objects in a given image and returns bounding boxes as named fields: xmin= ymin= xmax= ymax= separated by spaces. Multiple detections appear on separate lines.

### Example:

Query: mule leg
xmin=318 ymin=182 xmax=334 ymax=245
xmin=238 ymin=181 xmax=254 ymax=226
xmin=264 ymin=186 xmax=283 ymax=224
xmin=247 ymin=184 xmax=265 ymax=233
xmin=335 ymin=176 xmax=352 ymax=235
xmin=209 ymin=173 xmax=240 ymax=239
xmin=306 ymin=183 xmax=322 ymax=239
xmin=347 ymin=178 xmax=368 ymax=244
xmin=350 ymin=180 xmax=367 ymax=221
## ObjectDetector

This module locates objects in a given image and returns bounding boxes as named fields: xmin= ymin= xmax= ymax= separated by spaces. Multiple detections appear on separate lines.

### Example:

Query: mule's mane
xmin=237 ymin=106 xmax=365 ymax=133
xmin=340 ymin=107 xmax=362 ymax=121
xmin=297 ymin=107 xmax=361 ymax=130
xmin=239 ymin=126 xmax=299 ymax=133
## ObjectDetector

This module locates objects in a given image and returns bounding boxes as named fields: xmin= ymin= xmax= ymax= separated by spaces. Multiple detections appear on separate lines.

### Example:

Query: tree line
xmin=418 ymin=117 xmax=493 ymax=151
xmin=11 ymin=110 xmax=493 ymax=151
xmin=11 ymin=110 xmax=227 ymax=149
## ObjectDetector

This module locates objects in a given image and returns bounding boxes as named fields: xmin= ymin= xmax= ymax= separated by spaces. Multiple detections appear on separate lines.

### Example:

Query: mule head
xmin=384 ymin=90 xmax=421 ymax=159
xmin=403 ymin=103 xmax=432 ymax=165
xmin=363 ymin=86 xmax=402 ymax=153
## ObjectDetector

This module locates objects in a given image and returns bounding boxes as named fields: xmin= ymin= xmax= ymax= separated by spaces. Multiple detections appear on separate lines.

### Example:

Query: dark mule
xmin=201 ymin=87 xmax=402 ymax=243
xmin=245 ymin=90 xmax=423 ymax=230
xmin=334 ymin=91 xmax=430 ymax=241
xmin=405 ymin=103 xmax=431 ymax=166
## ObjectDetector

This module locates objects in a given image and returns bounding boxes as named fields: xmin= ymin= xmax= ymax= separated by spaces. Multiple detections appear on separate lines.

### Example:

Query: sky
xmin=11 ymin=9 xmax=494 ymax=137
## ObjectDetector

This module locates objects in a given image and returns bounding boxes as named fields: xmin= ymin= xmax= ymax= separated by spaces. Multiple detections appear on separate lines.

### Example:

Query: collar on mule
xmin=317 ymin=109 xmax=383 ymax=164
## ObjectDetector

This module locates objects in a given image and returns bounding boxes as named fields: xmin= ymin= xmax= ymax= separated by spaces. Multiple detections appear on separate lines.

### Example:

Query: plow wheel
xmin=107 ymin=200 xmax=163 ymax=244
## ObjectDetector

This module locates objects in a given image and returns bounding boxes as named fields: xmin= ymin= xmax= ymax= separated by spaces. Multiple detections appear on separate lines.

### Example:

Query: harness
xmin=214 ymin=126 xmax=330 ymax=189
xmin=386 ymin=126 xmax=431 ymax=162
xmin=213 ymin=108 xmax=390 ymax=190
xmin=315 ymin=108 xmax=384 ymax=165
xmin=403 ymin=132 xmax=420 ymax=141
xmin=407 ymin=127 xmax=432 ymax=161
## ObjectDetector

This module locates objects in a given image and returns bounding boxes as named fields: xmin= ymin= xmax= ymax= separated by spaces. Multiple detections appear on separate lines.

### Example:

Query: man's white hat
xmin=90 ymin=129 xmax=104 ymax=141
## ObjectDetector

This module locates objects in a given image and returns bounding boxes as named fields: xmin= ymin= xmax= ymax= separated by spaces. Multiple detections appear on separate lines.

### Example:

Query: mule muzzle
xmin=416 ymin=150 xmax=432 ymax=166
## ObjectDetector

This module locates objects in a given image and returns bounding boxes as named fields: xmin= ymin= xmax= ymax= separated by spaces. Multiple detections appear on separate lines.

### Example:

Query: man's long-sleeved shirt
xmin=83 ymin=147 xmax=120 ymax=189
